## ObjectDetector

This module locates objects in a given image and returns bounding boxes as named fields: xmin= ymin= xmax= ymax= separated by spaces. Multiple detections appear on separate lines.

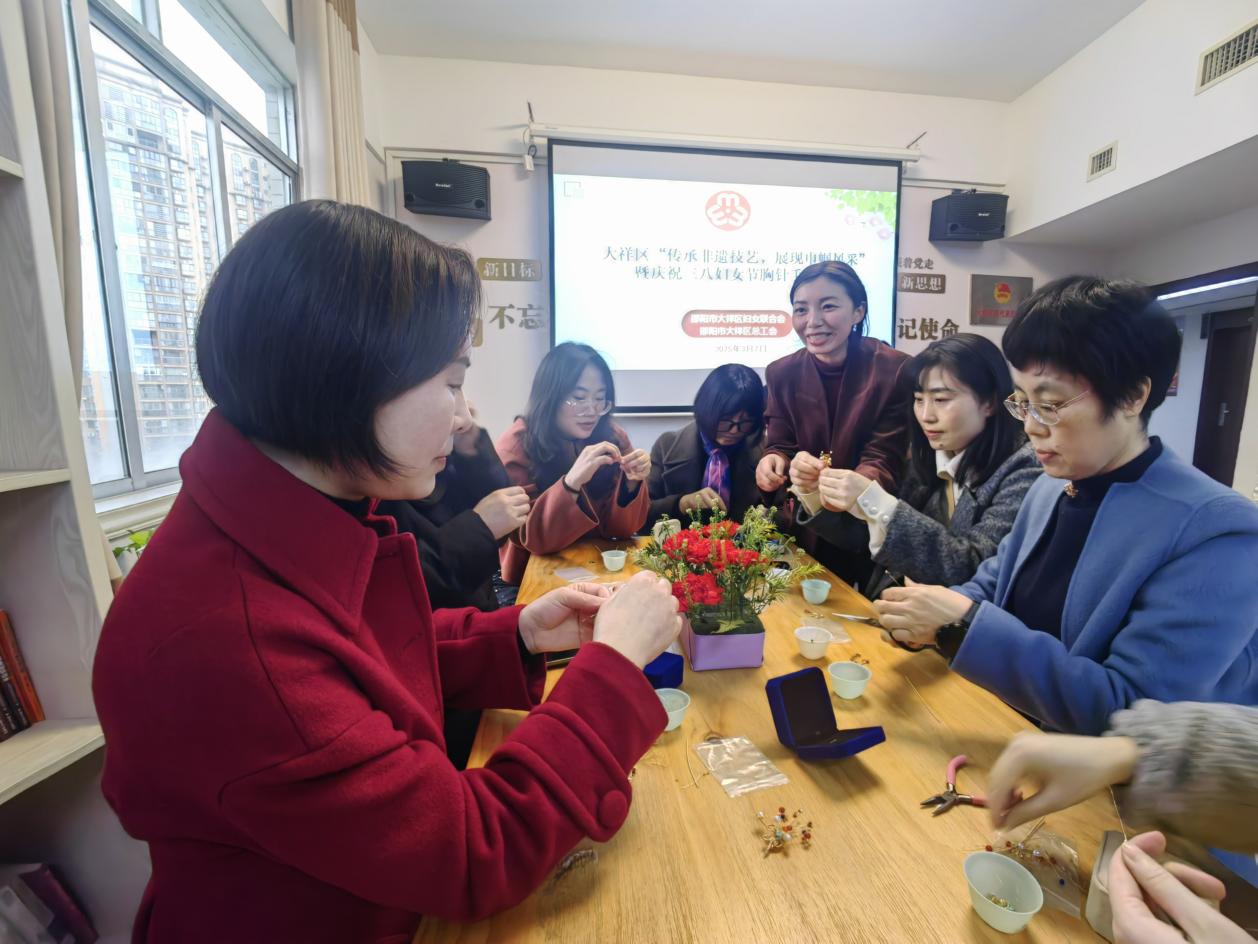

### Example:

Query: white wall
xmin=1007 ymin=0 xmax=1258 ymax=238
xmin=375 ymin=56 xmax=1010 ymax=186
xmin=1110 ymin=202 xmax=1258 ymax=284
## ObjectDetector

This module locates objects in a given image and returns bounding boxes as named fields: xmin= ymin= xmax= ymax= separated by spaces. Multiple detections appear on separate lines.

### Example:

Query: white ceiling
xmin=357 ymin=0 xmax=1145 ymax=103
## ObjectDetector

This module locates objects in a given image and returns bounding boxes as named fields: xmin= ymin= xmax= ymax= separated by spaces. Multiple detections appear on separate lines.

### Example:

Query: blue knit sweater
xmin=951 ymin=446 xmax=1258 ymax=735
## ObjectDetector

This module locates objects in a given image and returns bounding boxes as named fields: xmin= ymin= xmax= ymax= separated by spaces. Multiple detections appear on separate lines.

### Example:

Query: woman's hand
xmin=873 ymin=579 xmax=973 ymax=648
xmin=564 ymin=442 xmax=621 ymax=492
xmin=679 ymin=488 xmax=726 ymax=514
xmin=1111 ymin=832 xmax=1240 ymax=944
xmin=517 ymin=582 xmax=613 ymax=654
xmin=818 ymin=468 xmax=873 ymax=513
xmin=619 ymin=448 xmax=651 ymax=483
xmin=986 ymin=731 xmax=1140 ymax=831
xmin=592 ymin=571 xmax=682 ymax=668
xmin=756 ymin=453 xmax=788 ymax=492
xmin=788 ymin=451 xmax=825 ymax=491
xmin=472 ymin=486 xmax=531 ymax=540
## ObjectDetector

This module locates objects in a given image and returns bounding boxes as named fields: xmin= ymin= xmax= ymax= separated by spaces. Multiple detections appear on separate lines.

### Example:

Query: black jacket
xmin=645 ymin=421 xmax=765 ymax=529
xmin=376 ymin=428 xmax=508 ymax=613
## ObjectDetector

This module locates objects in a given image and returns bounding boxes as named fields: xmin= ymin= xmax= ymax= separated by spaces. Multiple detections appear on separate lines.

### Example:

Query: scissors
xmin=921 ymin=754 xmax=987 ymax=816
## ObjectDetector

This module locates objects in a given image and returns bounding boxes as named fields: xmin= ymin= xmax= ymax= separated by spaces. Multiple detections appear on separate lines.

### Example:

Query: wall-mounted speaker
xmin=929 ymin=190 xmax=1008 ymax=242
xmin=402 ymin=159 xmax=491 ymax=220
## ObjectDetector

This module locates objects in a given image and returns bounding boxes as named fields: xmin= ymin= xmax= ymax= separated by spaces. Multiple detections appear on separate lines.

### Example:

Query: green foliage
xmin=826 ymin=189 xmax=898 ymax=228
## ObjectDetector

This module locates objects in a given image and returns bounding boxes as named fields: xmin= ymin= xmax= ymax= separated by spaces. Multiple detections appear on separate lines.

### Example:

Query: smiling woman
xmin=92 ymin=200 xmax=683 ymax=943
xmin=872 ymin=276 xmax=1258 ymax=737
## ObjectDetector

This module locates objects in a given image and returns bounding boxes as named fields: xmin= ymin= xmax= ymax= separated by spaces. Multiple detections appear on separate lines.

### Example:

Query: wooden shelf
xmin=0 ymin=154 xmax=20 ymax=179
xmin=0 ymin=468 xmax=71 ymax=494
xmin=0 ymin=719 xmax=105 ymax=806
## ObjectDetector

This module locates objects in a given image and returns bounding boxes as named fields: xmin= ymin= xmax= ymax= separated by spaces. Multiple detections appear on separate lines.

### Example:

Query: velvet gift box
xmin=765 ymin=667 xmax=886 ymax=760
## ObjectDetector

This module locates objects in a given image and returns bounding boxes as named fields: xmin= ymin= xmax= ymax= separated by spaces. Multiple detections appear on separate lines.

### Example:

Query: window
xmin=70 ymin=0 xmax=297 ymax=494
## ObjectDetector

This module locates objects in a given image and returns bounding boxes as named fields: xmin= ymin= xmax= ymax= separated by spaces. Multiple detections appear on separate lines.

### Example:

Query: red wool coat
xmin=92 ymin=410 xmax=666 ymax=943
xmin=495 ymin=419 xmax=649 ymax=584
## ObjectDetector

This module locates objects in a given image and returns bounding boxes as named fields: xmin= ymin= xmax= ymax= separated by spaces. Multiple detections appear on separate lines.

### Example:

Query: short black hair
xmin=196 ymin=200 xmax=478 ymax=475
xmin=1003 ymin=276 xmax=1180 ymax=425
xmin=523 ymin=342 xmax=618 ymax=490
xmin=693 ymin=364 xmax=766 ymax=443
xmin=906 ymin=334 xmax=1024 ymax=500
xmin=789 ymin=260 xmax=869 ymax=337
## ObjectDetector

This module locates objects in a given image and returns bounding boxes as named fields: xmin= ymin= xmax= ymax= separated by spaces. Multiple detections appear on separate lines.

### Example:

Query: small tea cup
xmin=801 ymin=578 xmax=831 ymax=604
xmin=794 ymin=625 xmax=833 ymax=660
xmin=601 ymin=549 xmax=627 ymax=572
xmin=656 ymin=688 xmax=690 ymax=732
xmin=828 ymin=661 xmax=872 ymax=699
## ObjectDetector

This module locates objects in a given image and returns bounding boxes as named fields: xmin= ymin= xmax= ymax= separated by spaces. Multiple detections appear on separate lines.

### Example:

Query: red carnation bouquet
xmin=636 ymin=506 xmax=820 ymax=635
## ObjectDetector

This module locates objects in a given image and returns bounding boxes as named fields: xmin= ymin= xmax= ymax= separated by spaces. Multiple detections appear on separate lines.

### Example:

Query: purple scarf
xmin=699 ymin=432 xmax=731 ymax=509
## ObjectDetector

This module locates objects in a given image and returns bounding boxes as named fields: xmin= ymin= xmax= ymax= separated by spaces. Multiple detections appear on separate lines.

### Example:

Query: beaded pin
xmin=756 ymin=807 xmax=813 ymax=857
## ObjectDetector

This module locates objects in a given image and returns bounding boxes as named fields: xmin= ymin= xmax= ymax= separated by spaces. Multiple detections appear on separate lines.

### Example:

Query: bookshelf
xmin=0 ymin=3 xmax=149 ymax=939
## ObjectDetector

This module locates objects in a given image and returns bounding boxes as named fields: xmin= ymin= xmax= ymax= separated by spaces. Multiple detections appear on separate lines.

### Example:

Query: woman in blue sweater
xmin=874 ymin=276 xmax=1258 ymax=735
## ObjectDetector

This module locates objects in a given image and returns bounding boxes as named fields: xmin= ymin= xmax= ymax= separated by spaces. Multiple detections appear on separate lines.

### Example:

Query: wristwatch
xmin=936 ymin=599 xmax=981 ymax=663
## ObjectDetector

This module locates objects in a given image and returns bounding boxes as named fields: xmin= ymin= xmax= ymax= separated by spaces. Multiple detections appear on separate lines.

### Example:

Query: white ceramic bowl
xmin=656 ymin=688 xmax=690 ymax=732
xmin=963 ymin=851 xmax=1044 ymax=934
xmin=800 ymin=578 xmax=831 ymax=604
xmin=827 ymin=661 xmax=872 ymax=699
xmin=601 ymin=549 xmax=627 ymax=572
xmin=794 ymin=625 xmax=833 ymax=660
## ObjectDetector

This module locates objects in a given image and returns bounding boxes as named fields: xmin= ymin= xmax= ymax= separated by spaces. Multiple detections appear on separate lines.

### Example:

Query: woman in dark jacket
xmin=795 ymin=334 xmax=1040 ymax=595
xmin=92 ymin=201 xmax=682 ymax=943
xmin=756 ymin=260 xmax=912 ymax=581
xmin=646 ymin=363 xmax=766 ymax=526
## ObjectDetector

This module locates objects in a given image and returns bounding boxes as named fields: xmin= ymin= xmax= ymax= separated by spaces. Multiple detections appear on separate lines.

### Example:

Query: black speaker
xmin=929 ymin=190 xmax=1008 ymax=242
xmin=402 ymin=159 xmax=491 ymax=220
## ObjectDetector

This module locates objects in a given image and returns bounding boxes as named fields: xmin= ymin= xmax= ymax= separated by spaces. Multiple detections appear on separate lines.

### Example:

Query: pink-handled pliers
xmin=921 ymin=754 xmax=987 ymax=816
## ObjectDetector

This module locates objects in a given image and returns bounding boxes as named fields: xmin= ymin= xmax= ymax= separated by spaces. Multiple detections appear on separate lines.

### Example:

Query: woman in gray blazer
xmin=794 ymin=334 xmax=1040 ymax=593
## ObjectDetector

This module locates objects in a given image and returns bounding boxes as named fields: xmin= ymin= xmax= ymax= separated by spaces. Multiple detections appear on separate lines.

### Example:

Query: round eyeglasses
xmin=563 ymin=397 xmax=613 ymax=417
xmin=1003 ymin=390 xmax=1091 ymax=426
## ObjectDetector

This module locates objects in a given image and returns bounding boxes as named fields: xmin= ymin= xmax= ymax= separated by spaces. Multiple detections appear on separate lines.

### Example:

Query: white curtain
xmin=292 ymin=0 xmax=371 ymax=205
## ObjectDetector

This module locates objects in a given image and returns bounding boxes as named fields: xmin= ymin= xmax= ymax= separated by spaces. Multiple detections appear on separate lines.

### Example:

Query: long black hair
xmin=523 ymin=342 xmax=619 ymax=490
xmin=904 ymin=334 xmax=1024 ymax=504
xmin=789 ymin=260 xmax=869 ymax=337
xmin=693 ymin=364 xmax=765 ymax=445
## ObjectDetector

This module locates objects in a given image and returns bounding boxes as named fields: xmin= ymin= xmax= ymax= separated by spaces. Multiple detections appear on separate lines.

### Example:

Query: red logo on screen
xmin=705 ymin=191 xmax=751 ymax=230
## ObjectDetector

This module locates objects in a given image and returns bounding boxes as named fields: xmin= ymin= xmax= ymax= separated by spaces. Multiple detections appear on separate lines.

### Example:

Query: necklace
xmin=1063 ymin=482 xmax=1078 ymax=498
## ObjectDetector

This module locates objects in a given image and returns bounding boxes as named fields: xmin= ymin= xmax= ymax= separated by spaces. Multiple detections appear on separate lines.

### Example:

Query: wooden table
xmin=416 ymin=539 xmax=1118 ymax=943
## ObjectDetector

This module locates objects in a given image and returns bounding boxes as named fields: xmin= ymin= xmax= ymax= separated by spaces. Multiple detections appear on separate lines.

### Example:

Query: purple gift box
xmin=679 ymin=617 xmax=765 ymax=671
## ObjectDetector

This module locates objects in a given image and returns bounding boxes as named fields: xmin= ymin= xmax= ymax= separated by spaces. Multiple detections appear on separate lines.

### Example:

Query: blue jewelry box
xmin=643 ymin=651 xmax=684 ymax=689
xmin=765 ymin=667 xmax=886 ymax=760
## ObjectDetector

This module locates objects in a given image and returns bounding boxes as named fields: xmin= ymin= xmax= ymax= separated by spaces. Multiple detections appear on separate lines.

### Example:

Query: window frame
xmin=69 ymin=0 xmax=299 ymax=498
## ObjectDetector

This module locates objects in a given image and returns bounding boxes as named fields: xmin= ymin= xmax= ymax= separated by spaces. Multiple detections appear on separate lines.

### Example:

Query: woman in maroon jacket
xmin=756 ymin=260 xmax=912 ymax=581
xmin=92 ymin=201 xmax=682 ymax=944
xmin=496 ymin=343 xmax=650 ymax=585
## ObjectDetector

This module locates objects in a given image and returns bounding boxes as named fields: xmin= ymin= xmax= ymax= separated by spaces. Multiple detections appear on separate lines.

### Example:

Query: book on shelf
xmin=0 ymin=652 xmax=29 ymax=735
xmin=0 ymin=884 xmax=65 ymax=943
xmin=0 ymin=865 xmax=95 ymax=944
xmin=0 ymin=611 xmax=44 ymax=728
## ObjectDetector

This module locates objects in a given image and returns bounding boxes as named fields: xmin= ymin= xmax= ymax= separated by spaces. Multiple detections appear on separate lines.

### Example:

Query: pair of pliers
xmin=921 ymin=754 xmax=987 ymax=816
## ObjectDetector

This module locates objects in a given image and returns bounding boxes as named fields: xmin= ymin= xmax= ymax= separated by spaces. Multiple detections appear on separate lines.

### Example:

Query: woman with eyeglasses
xmin=872 ymin=276 xmax=1258 ymax=735
xmin=760 ymin=260 xmax=913 ymax=582
xmin=794 ymin=334 xmax=1040 ymax=597
xmin=645 ymin=363 xmax=767 ymax=526
xmin=497 ymin=342 xmax=651 ymax=584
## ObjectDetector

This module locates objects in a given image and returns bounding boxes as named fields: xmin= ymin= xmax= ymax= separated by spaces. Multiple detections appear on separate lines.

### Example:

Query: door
xmin=1193 ymin=307 xmax=1257 ymax=486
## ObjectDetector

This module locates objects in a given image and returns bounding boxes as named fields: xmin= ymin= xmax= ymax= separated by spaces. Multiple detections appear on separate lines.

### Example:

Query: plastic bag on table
xmin=694 ymin=736 xmax=788 ymax=798
xmin=992 ymin=820 xmax=1083 ymax=917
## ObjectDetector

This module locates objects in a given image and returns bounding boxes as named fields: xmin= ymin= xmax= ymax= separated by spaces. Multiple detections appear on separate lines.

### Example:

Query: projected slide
xmin=550 ymin=143 xmax=900 ymax=406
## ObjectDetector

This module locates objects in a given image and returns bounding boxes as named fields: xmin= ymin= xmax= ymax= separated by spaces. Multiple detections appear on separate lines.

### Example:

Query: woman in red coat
xmin=496 ymin=343 xmax=650 ymax=585
xmin=92 ymin=201 xmax=682 ymax=943
xmin=755 ymin=260 xmax=913 ymax=581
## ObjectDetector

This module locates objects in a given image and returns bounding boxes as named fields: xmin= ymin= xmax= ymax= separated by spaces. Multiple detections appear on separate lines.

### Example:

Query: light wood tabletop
xmin=416 ymin=538 xmax=1118 ymax=943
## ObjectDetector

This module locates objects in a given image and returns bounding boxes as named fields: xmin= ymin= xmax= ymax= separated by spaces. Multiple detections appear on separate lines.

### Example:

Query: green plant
xmin=635 ymin=505 xmax=821 ymax=634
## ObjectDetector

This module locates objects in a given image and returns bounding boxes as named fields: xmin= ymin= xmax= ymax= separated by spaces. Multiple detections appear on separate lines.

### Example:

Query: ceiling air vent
xmin=1087 ymin=143 xmax=1117 ymax=182
xmin=1197 ymin=18 xmax=1258 ymax=93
